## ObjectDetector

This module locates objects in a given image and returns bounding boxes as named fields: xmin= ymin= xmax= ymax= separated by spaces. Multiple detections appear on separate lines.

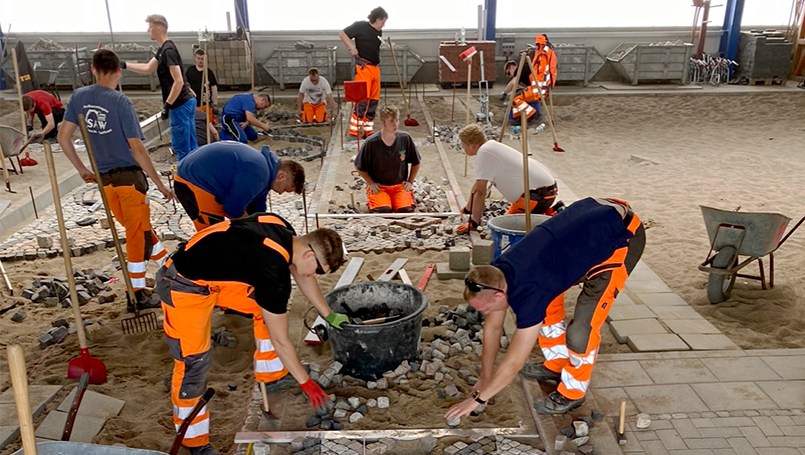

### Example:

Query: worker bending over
xmin=219 ymin=93 xmax=271 ymax=143
xmin=354 ymin=104 xmax=420 ymax=213
xmin=59 ymin=49 xmax=173 ymax=312
xmin=157 ymin=214 xmax=349 ymax=455
xmin=297 ymin=68 xmax=335 ymax=124
xmin=339 ymin=7 xmax=387 ymax=138
xmin=22 ymin=90 xmax=64 ymax=141
xmin=446 ymin=198 xmax=645 ymax=419
xmin=456 ymin=124 xmax=560 ymax=234
xmin=174 ymin=141 xmax=304 ymax=232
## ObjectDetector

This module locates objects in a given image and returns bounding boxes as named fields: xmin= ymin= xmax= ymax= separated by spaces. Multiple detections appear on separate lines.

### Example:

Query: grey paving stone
xmin=610 ymin=319 xmax=667 ymax=343
xmin=756 ymin=448 xmax=801 ymax=454
xmin=739 ymin=426 xmax=772 ymax=447
xmin=727 ymin=437 xmax=759 ymax=455
xmin=680 ymin=334 xmax=740 ymax=351
xmin=650 ymin=305 xmax=706 ymax=320
xmin=758 ymin=381 xmax=805 ymax=410
xmin=744 ymin=349 xmax=805 ymax=357
xmin=700 ymin=428 xmax=744 ymax=438
xmin=616 ymin=292 xmax=637 ymax=306
xmin=693 ymin=383 xmax=779 ymax=412
xmin=665 ymin=319 xmax=722 ymax=335
xmin=599 ymin=352 xmax=664 ymax=361
xmin=656 ymin=429 xmax=687 ymax=449
xmin=627 ymin=334 xmax=690 ymax=352
xmin=767 ymin=436 xmax=805 ymax=448
xmin=693 ymin=419 xmax=717 ymax=428
xmin=638 ymin=439 xmax=670 ymax=454
xmin=673 ymin=419 xmax=704 ymax=438
xmin=627 ymin=278 xmax=673 ymax=294
xmin=752 ymin=417 xmax=784 ymax=436
xmin=621 ymin=430 xmax=644 ymax=452
xmin=591 ymin=361 xmax=654 ymax=387
xmin=712 ymin=449 xmax=738 ymax=455
xmin=772 ymin=416 xmax=796 ymax=426
xmin=628 ymin=263 xmax=663 ymax=282
xmin=640 ymin=359 xmax=719 ymax=384
xmin=56 ymin=388 xmax=125 ymax=420
xmin=0 ymin=385 xmax=64 ymax=429
xmin=687 ymin=438 xmax=731 ymax=449
xmin=0 ymin=426 xmax=18 ymax=450
xmin=608 ymin=305 xmax=658 ymax=322
xmin=761 ymin=356 xmax=805 ymax=380
xmin=635 ymin=292 xmax=686 ymax=306
xmin=34 ymin=410 xmax=107 ymax=442
xmin=701 ymin=357 xmax=784 ymax=382
xmin=661 ymin=350 xmax=747 ymax=359
xmin=588 ymin=387 xmax=637 ymax=417
xmin=625 ymin=384 xmax=709 ymax=414
xmin=636 ymin=430 xmax=660 ymax=441
xmin=435 ymin=262 xmax=467 ymax=280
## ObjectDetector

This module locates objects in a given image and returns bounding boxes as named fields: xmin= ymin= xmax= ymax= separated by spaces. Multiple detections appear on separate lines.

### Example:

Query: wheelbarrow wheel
xmin=707 ymin=246 xmax=738 ymax=304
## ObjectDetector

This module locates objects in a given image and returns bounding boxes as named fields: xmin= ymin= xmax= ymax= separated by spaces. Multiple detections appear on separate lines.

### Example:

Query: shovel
xmin=8 ymin=345 xmax=38 ymax=455
xmin=388 ymin=38 xmax=419 ymax=127
xmin=76 ymin=115 xmax=159 ymax=334
xmin=44 ymin=143 xmax=108 ymax=384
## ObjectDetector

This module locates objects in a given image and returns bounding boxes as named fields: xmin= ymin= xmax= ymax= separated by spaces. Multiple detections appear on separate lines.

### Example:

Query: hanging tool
xmin=61 ymin=373 xmax=90 ymax=441
xmin=439 ymin=55 xmax=458 ymax=123
xmin=525 ymin=57 xmax=564 ymax=152
xmin=44 ymin=142 xmax=108 ymax=383
xmin=77 ymin=115 xmax=159 ymax=334
xmin=8 ymin=344 xmax=39 ymax=455
xmin=169 ymin=388 xmax=216 ymax=455
xmin=388 ymin=38 xmax=418 ymax=126
xmin=258 ymin=381 xmax=278 ymax=421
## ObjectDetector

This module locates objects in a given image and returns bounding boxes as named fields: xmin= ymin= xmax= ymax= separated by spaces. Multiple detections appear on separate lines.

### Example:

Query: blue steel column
xmin=0 ymin=23 xmax=5 ymax=89
xmin=719 ymin=0 xmax=745 ymax=61
xmin=485 ymin=0 xmax=496 ymax=42
xmin=234 ymin=0 xmax=250 ymax=31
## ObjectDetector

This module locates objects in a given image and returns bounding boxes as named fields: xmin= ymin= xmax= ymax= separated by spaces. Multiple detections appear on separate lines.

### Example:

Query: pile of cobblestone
xmin=327 ymin=176 xmax=451 ymax=215
xmin=102 ymin=43 xmax=154 ymax=52
xmin=20 ymin=269 xmax=114 ymax=310
xmin=289 ymin=435 xmax=545 ymax=454
xmin=433 ymin=123 xmax=501 ymax=153
xmin=266 ymin=128 xmax=326 ymax=162
xmin=29 ymin=38 xmax=69 ymax=51
xmin=327 ymin=216 xmax=472 ymax=254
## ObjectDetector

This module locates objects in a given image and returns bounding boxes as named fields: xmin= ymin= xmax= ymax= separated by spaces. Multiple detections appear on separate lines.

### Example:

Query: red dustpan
xmin=344 ymin=80 xmax=371 ymax=146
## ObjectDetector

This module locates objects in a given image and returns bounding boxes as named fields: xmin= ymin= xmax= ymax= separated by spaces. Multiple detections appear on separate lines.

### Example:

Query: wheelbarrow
xmin=698 ymin=205 xmax=805 ymax=304
xmin=0 ymin=125 xmax=27 ymax=174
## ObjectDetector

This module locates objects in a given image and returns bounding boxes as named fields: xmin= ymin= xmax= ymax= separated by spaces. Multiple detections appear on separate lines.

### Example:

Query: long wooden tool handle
xmin=520 ymin=114 xmax=531 ymax=233
xmin=618 ymin=401 xmax=627 ymax=434
xmin=498 ymin=52 xmax=528 ymax=142
xmin=525 ymin=57 xmax=559 ymax=144
xmin=76 ymin=115 xmax=138 ymax=310
xmin=11 ymin=49 xmax=29 ymax=137
xmin=387 ymin=38 xmax=408 ymax=114
xmin=8 ymin=345 xmax=38 ymax=455
xmin=259 ymin=381 xmax=270 ymax=412
xmin=0 ymin=141 xmax=12 ymax=191
xmin=203 ymin=40 xmax=210 ymax=145
xmin=61 ymin=372 xmax=90 ymax=441
xmin=44 ymin=143 xmax=89 ymax=349
xmin=170 ymin=388 xmax=215 ymax=455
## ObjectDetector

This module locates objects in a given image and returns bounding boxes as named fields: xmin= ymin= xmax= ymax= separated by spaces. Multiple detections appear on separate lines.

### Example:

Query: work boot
xmin=520 ymin=362 xmax=561 ymax=383
xmin=126 ymin=290 xmax=160 ymax=313
xmin=533 ymin=391 xmax=586 ymax=415
xmin=185 ymin=444 xmax=220 ymax=455
xmin=262 ymin=373 xmax=298 ymax=394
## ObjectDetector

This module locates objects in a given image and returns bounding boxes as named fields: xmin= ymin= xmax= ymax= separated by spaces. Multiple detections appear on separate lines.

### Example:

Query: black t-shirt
xmin=343 ymin=21 xmax=382 ymax=65
xmin=185 ymin=65 xmax=218 ymax=106
xmin=156 ymin=40 xmax=193 ymax=107
xmin=194 ymin=109 xmax=209 ymax=146
xmin=171 ymin=213 xmax=295 ymax=314
xmin=355 ymin=131 xmax=421 ymax=185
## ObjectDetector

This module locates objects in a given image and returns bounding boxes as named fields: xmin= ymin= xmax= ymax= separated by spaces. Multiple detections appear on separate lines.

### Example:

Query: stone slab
xmin=34 ymin=410 xmax=107 ymax=443
xmin=679 ymin=334 xmax=740 ymax=350
xmin=614 ymin=292 xmax=637 ymax=306
xmin=664 ymin=318 xmax=722 ymax=334
xmin=609 ymin=318 xmax=667 ymax=344
xmin=57 ymin=388 xmax=125 ymax=420
xmin=635 ymin=292 xmax=689 ymax=306
xmin=761 ymin=356 xmax=805 ymax=380
xmin=627 ymin=334 xmax=690 ymax=352
xmin=649 ymin=305 xmax=704 ymax=320
xmin=0 ymin=426 xmax=18 ymax=449
xmin=435 ymin=263 xmax=466 ymax=280
xmin=587 ymin=387 xmax=637 ymax=417
xmin=692 ymin=382 xmax=779 ymax=411
xmin=639 ymin=358 xmax=719 ymax=384
xmin=606 ymin=305 xmax=657 ymax=322
xmin=627 ymin=262 xmax=663 ymax=282
xmin=701 ymin=357 xmax=784 ymax=382
xmin=756 ymin=381 xmax=805 ymax=409
xmin=0 ymin=385 xmax=63 ymax=427
xmin=626 ymin=280 xmax=672 ymax=294
xmin=591 ymin=361 xmax=654 ymax=388
xmin=624 ymin=384 xmax=710 ymax=414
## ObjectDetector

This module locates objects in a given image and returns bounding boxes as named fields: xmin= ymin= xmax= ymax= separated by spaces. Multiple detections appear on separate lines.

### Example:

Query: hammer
xmin=616 ymin=401 xmax=627 ymax=445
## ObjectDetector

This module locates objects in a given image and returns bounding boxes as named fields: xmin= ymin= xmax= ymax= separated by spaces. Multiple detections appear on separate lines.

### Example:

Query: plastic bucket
xmin=325 ymin=282 xmax=429 ymax=380
xmin=487 ymin=214 xmax=551 ymax=259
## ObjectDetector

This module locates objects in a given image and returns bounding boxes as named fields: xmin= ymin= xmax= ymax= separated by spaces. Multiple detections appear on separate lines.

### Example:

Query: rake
xmin=388 ymin=38 xmax=419 ymax=126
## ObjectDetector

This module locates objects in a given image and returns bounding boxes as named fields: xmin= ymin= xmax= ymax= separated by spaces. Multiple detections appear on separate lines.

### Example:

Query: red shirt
xmin=26 ymin=90 xmax=63 ymax=116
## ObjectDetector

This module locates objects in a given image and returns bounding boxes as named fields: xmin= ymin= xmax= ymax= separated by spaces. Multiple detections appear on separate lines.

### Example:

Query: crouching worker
xmin=157 ymin=214 xmax=350 ymax=455
xmin=445 ymin=198 xmax=645 ymax=420
xmin=354 ymin=104 xmax=420 ymax=213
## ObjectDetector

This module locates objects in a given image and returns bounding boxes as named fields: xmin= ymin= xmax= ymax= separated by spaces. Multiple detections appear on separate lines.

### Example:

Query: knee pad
xmin=396 ymin=205 xmax=415 ymax=213
xmin=371 ymin=206 xmax=392 ymax=213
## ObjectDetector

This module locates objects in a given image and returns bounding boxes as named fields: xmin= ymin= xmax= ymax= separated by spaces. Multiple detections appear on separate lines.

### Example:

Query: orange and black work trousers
xmin=507 ymin=184 xmax=558 ymax=216
xmin=173 ymin=175 xmax=228 ymax=232
xmin=349 ymin=63 xmax=380 ymax=137
xmin=101 ymin=167 xmax=167 ymax=290
xmin=156 ymin=259 xmax=288 ymax=448
xmin=539 ymin=199 xmax=646 ymax=400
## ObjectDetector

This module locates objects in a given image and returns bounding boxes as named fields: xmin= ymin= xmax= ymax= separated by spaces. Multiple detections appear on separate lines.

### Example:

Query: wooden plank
xmin=377 ymin=258 xmax=409 ymax=282
xmin=314 ymin=103 xmax=349 ymax=215
xmin=334 ymin=257 xmax=364 ymax=289
xmin=397 ymin=268 xmax=412 ymax=285
xmin=416 ymin=94 xmax=465 ymax=210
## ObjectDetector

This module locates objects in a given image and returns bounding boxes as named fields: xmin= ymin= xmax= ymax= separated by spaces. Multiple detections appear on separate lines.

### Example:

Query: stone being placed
xmin=377 ymin=397 xmax=389 ymax=409
xmin=636 ymin=412 xmax=651 ymax=429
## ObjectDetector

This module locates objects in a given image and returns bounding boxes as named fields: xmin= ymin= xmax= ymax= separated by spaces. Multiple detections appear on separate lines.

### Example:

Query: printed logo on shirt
xmin=399 ymin=149 xmax=406 ymax=161
xmin=84 ymin=106 xmax=111 ymax=135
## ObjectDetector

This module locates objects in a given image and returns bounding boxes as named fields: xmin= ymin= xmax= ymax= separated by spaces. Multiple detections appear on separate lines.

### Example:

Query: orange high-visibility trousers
xmin=366 ymin=183 xmax=415 ymax=213
xmin=349 ymin=63 xmax=380 ymax=137
xmin=507 ymin=185 xmax=558 ymax=215
xmin=538 ymin=202 xmax=646 ymax=400
xmin=157 ymin=260 xmax=288 ymax=448
xmin=302 ymin=102 xmax=328 ymax=123
xmin=101 ymin=168 xmax=167 ymax=290
xmin=173 ymin=174 xmax=229 ymax=232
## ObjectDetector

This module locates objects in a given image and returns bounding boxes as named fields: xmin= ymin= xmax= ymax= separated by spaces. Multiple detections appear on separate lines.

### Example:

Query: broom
xmin=388 ymin=38 xmax=419 ymax=126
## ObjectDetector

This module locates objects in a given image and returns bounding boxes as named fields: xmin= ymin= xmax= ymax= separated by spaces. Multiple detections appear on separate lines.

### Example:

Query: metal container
xmin=0 ymin=126 xmax=25 ymax=158
xmin=606 ymin=42 xmax=693 ymax=85
xmin=700 ymin=206 xmax=791 ymax=258
xmin=115 ymin=50 xmax=158 ymax=91
xmin=377 ymin=44 xmax=425 ymax=86
xmin=262 ymin=46 xmax=337 ymax=90
xmin=554 ymin=45 xmax=605 ymax=86
xmin=2 ymin=48 xmax=93 ymax=89
xmin=12 ymin=442 xmax=166 ymax=455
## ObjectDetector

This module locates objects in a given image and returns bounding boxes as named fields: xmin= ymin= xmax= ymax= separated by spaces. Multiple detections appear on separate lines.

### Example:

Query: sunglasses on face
xmin=464 ymin=277 xmax=504 ymax=294
xmin=309 ymin=244 xmax=326 ymax=275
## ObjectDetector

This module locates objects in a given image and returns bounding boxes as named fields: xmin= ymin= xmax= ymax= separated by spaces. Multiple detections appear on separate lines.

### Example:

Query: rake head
xmin=121 ymin=310 xmax=160 ymax=334
xmin=404 ymin=115 xmax=419 ymax=127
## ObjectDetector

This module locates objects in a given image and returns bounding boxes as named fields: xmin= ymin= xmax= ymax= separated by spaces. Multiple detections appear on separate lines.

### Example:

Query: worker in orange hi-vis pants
xmin=156 ymin=214 xmax=350 ymax=455
xmin=339 ymin=7 xmax=388 ymax=138
xmin=445 ymin=198 xmax=646 ymax=421
xmin=297 ymin=68 xmax=336 ymax=124
xmin=58 ymin=49 xmax=173 ymax=314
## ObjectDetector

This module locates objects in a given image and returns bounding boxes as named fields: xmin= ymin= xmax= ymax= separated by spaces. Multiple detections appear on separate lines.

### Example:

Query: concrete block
xmin=57 ymin=388 xmax=125 ymax=419
xmin=679 ymin=334 xmax=739 ymax=350
xmin=626 ymin=334 xmax=690 ymax=352
xmin=448 ymin=247 xmax=470 ymax=271
xmin=692 ymin=382 xmax=780 ymax=411
xmin=34 ymin=410 xmax=106 ymax=442
xmin=606 ymin=305 xmax=656 ymax=322
xmin=436 ymin=263 xmax=466 ymax=280
xmin=664 ymin=318 xmax=721 ymax=334
xmin=609 ymin=318 xmax=667 ymax=343
xmin=635 ymin=292 xmax=688 ymax=306
xmin=0 ymin=426 xmax=18 ymax=450
xmin=471 ymin=240 xmax=494 ymax=265
xmin=649 ymin=305 xmax=703 ymax=319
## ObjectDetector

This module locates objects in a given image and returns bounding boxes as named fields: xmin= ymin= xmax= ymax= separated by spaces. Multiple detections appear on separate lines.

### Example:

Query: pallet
xmin=747 ymin=77 xmax=786 ymax=86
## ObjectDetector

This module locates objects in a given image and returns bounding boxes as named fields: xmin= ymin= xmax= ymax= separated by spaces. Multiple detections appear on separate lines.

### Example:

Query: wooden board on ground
xmin=397 ymin=268 xmax=412 ymax=285
xmin=377 ymin=258 xmax=409 ymax=282
xmin=335 ymin=257 xmax=364 ymax=289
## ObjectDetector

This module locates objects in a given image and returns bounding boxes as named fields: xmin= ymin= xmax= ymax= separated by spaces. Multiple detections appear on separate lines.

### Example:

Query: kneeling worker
xmin=456 ymin=124 xmax=559 ymax=234
xmin=355 ymin=104 xmax=420 ymax=213
xmin=157 ymin=214 xmax=349 ymax=455
xmin=219 ymin=93 xmax=271 ymax=143
xmin=174 ymin=141 xmax=305 ymax=231
xmin=297 ymin=68 xmax=335 ymax=124
xmin=446 ymin=198 xmax=645 ymax=420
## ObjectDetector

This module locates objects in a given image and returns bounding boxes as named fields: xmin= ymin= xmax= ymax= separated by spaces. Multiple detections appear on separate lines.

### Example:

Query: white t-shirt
xmin=474 ymin=140 xmax=556 ymax=202
xmin=299 ymin=76 xmax=332 ymax=105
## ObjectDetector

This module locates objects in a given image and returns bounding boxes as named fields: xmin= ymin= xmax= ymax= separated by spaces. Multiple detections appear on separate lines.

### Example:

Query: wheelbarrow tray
xmin=12 ymin=442 xmax=167 ymax=455
xmin=700 ymin=205 xmax=791 ymax=258
xmin=0 ymin=125 xmax=26 ymax=158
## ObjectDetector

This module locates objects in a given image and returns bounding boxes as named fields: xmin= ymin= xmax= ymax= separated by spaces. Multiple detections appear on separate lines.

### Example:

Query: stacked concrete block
xmin=204 ymin=39 xmax=252 ymax=86
xmin=736 ymin=31 xmax=793 ymax=81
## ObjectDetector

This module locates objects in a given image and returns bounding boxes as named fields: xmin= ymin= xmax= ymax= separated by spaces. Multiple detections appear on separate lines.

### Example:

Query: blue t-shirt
xmin=64 ymin=85 xmax=143 ymax=173
xmin=221 ymin=94 xmax=256 ymax=123
xmin=492 ymin=198 xmax=635 ymax=329
xmin=177 ymin=142 xmax=279 ymax=219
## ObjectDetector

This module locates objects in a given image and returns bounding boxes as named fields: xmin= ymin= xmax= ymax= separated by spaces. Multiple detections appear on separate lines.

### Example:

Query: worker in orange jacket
xmin=502 ymin=34 xmax=557 ymax=125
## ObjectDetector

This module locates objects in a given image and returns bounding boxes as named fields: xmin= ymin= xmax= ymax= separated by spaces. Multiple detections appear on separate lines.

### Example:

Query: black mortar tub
xmin=324 ymin=282 xmax=429 ymax=380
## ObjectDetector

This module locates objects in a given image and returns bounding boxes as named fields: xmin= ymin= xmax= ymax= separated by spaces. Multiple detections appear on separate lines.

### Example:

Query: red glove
xmin=300 ymin=379 xmax=329 ymax=410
